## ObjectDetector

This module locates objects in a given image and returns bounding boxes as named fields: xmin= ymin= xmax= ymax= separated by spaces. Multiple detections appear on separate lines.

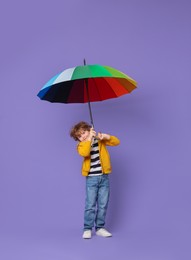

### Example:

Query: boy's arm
xmin=104 ymin=135 xmax=120 ymax=146
xmin=97 ymin=132 xmax=120 ymax=146
xmin=77 ymin=141 xmax=92 ymax=157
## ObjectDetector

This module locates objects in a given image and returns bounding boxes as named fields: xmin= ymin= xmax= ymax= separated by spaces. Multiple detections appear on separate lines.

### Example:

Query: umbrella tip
xmin=83 ymin=59 xmax=86 ymax=66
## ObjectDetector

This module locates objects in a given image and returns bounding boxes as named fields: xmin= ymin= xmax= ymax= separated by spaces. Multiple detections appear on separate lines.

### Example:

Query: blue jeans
xmin=84 ymin=174 xmax=110 ymax=231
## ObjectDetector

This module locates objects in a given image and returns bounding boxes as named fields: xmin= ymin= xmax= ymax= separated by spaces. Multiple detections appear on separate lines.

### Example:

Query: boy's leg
xmin=95 ymin=175 xmax=110 ymax=230
xmin=84 ymin=176 xmax=99 ymax=230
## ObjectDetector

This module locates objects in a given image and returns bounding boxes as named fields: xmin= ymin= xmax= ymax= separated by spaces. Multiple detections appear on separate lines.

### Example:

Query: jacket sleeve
xmin=104 ymin=135 xmax=120 ymax=146
xmin=77 ymin=141 xmax=92 ymax=157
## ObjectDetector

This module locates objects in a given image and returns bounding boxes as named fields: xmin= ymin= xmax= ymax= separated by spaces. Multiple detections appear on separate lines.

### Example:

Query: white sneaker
xmin=82 ymin=230 xmax=92 ymax=239
xmin=96 ymin=228 xmax=112 ymax=237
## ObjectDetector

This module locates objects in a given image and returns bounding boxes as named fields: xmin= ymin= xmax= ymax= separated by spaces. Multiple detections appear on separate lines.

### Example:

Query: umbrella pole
xmin=84 ymin=78 xmax=94 ymax=128
xmin=84 ymin=59 xmax=94 ymax=128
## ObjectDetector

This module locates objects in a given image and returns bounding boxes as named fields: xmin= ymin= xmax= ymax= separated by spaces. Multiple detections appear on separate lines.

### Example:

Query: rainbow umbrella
xmin=37 ymin=60 xmax=137 ymax=127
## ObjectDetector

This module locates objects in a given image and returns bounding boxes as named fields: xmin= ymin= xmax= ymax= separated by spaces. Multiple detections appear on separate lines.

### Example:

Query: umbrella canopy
xmin=37 ymin=62 xmax=137 ymax=126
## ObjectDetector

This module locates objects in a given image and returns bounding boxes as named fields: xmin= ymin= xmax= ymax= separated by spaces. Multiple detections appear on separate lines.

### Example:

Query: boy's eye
xmin=77 ymin=131 xmax=85 ymax=138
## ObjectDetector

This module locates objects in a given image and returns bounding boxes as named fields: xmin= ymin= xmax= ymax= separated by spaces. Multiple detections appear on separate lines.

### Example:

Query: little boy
xmin=70 ymin=121 xmax=120 ymax=239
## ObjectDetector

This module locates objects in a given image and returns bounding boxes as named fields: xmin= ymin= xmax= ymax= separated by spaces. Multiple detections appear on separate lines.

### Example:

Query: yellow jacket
xmin=77 ymin=136 xmax=120 ymax=176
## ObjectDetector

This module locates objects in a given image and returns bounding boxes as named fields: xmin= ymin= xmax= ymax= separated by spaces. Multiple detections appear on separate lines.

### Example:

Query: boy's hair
xmin=70 ymin=121 xmax=91 ymax=141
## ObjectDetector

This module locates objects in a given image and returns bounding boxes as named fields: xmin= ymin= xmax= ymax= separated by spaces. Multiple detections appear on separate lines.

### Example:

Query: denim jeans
xmin=84 ymin=174 xmax=110 ymax=231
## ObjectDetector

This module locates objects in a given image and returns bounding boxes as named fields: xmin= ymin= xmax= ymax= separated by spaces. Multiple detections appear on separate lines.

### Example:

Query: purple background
xmin=1 ymin=0 xmax=191 ymax=259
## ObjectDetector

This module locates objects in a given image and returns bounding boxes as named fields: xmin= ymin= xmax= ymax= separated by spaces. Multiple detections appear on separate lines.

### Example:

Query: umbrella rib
xmin=101 ymin=77 xmax=119 ymax=100
xmin=106 ymin=78 xmax=120 ymax=98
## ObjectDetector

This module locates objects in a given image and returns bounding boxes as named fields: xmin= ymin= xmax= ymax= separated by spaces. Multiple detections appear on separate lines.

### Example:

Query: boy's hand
xmin=97 ymin=132 xmax=110 ymax=140
xmin=88 ymin=127 xmax=96 ymax=140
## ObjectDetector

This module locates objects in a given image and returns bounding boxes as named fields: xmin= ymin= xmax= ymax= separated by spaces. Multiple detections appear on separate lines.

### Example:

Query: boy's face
xmin=77 ymin=129 xmax=90 ymax=142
